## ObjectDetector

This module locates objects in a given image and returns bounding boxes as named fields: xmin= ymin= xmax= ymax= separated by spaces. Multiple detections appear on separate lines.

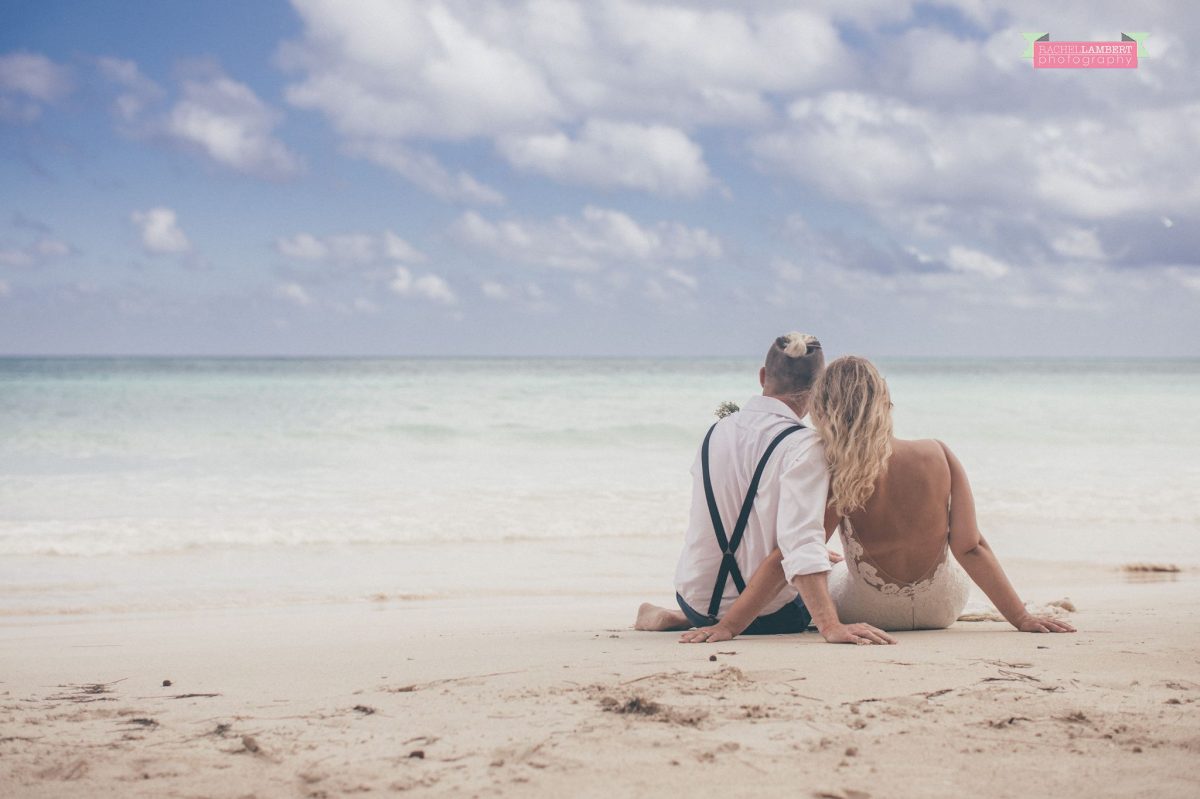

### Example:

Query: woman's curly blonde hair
xmin=809 ymin=356 xmax=894 ymax=518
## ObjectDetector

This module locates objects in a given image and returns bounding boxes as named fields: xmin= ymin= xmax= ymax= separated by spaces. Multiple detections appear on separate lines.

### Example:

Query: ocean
xmin=1 ymin=357 xmax=1197 ymax=615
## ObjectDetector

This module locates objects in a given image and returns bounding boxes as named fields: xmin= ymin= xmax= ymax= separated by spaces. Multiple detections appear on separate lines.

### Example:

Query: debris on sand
xmin=353 ymin=704 xmax=377 ymax=715
xmin=1121 ymin=563 xmax=1181 ymax=573
xmin=241 ymin=735 xmax=261 ymax=754
xmin=957 ymin=607 xmax=1005 ymax=622
xmin=161 ymin=679 xmax=172 ymax=687
xmin=597 ymin=693 xmax=708 ymax=726
xmin=47 ymin=679 xmax=126 ymax=703
xmin=600 ymin=695 xmax=661 ymax=716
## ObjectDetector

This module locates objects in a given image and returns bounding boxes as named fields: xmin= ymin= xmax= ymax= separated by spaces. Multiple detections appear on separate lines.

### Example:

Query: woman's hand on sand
xmin=1015 ymin=614 xmax=1076 ymax=633
xmin=679 ymin=624 xmax=735 ymax=644
xmin=821 ymin=622 xmax=897 ymax=645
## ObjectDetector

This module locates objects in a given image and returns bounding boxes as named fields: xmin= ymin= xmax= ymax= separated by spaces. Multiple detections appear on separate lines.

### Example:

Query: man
xmin=636 ymin=332 xmax=895 ymax=645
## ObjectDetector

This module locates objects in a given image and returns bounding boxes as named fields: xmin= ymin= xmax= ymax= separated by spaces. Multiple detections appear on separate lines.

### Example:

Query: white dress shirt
xmin=673 ymin=395 xmax=832 ymax=619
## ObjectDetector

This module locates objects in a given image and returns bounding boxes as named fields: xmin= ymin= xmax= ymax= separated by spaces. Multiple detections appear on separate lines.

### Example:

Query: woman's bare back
xmin=843 ymin=439 xmax=952 ymax=584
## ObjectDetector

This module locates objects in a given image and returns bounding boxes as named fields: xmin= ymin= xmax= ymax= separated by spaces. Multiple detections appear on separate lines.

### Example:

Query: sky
xmin=0 ymin=0 xmax=1197 ymax=357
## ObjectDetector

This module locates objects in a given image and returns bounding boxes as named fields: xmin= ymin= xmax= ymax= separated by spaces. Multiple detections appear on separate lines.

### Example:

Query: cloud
xmin=390 ymin=266 xmax=457 ymax=304
xmin=498 ymin=118 xmax=712 ymax=196
xmin=0 ymin=51 xmax=72 ymax=122
xmin=131 ymin=207 xmax=190 ymax=254
xmin=166 ymin=72 xmax=302 ymax=179
xmin=276 ymin=281 xmax=314 ymax=306
xmin=275 ymin=229 xmax=426 ymax=264
xmin=97 ymin=56 xmax=165 ymax=124
xmin=99 ymin=57 xmax=301 ymax=179
xmin=345 ymin=139 xmax=504 ymax=204
xmin=946 ymin=246 xmax=1010 ymax=279
xmin=453 ymin=205 xmax=722 ymax=271
xmin=1167 ymin=267 xmax=1200 ymax=294
xmin=0 ymin=236 xmax=72 ymax=268
xmin=277 ymin=1 xmax=853 ymax=199
xmin=276 ymin=232 xmax=328 ymax=260
xmin=480 ymin=279 xmax=508 ymax=300
xmin=1050 ymin=227 xmax=1105 ymax=261
xmin=0 ymin=279 xmax=10 ymax=297
xmin=753 ymin=91 xmax=1200 ymax=226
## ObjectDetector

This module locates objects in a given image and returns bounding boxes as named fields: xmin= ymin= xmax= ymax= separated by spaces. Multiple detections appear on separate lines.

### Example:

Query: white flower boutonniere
xmin=715 ymin=401 xmax=740 ymax=419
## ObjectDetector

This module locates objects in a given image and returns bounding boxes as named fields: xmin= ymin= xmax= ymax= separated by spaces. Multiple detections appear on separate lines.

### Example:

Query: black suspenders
xmin=700 ymin=421 xmax=804 ymax=618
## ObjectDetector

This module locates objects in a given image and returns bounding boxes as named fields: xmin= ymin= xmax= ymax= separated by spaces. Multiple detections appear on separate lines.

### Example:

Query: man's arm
xmin=679 ymin=548 xmax=788 ymax=642
xmin=679 ymin=503 xmax=841 ymax=642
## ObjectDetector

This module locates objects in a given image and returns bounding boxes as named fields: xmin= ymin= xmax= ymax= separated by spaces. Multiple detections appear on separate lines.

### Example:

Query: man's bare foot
xmin=635 ymin=602 xmax=691 ymax=631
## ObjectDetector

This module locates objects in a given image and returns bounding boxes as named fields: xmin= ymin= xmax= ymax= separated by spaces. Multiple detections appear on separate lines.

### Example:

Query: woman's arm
xmin=939 ymin=441 xmax=1075 ymax=634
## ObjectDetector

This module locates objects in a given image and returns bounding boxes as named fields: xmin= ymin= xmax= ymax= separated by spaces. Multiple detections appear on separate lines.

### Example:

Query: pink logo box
xmin=1034 ymin=40 xmax=1137 ymax=69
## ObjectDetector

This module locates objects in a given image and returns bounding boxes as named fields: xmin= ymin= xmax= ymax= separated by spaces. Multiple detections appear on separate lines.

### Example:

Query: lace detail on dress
xmin=839 ymin=517 xmax=949 ymax=598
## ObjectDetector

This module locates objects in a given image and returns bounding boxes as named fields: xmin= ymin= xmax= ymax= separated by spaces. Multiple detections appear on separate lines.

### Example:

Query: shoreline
xmin=2 ymin=541 xmax=1193 ymax=619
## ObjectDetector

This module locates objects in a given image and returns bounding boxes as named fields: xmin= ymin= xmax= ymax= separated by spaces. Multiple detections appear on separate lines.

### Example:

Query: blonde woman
xmin=682 ymin=356 xmax=1075 ymax=641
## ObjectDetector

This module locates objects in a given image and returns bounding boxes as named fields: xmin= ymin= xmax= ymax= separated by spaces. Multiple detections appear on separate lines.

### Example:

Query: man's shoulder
xmin=776 ymin=425 xmax=824 ymax=461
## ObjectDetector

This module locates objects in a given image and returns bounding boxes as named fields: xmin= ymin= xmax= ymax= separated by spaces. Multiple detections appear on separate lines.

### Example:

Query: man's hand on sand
xmin=821 ymin=622 xmax=897 ymax=645
xmin=679 ymin=624 xmax=735 ymax=644
xmin=1015 ymin=614 xmax=1076 ymax=633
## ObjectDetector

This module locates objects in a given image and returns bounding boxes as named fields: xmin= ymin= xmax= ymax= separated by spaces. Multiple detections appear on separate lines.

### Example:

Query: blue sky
xmin=1 ymin=0 xmax=1197 ymax=356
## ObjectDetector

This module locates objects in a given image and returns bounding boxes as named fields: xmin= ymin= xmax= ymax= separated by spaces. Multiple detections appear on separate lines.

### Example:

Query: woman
xmin=682 ymin=356 xmax=1074 ymax=640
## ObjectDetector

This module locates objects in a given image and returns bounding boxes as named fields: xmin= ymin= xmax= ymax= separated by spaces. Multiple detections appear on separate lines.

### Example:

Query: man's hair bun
xmin=776 ymin=332 xmax=821 ymax=358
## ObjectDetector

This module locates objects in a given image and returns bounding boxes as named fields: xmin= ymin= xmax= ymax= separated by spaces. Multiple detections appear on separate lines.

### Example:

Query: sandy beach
xmin=2 ymin=554 xmax=1197 ymax=798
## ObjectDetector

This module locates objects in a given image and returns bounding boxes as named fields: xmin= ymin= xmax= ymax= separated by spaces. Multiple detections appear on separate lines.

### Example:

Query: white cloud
xmin=0 ymin=51 xmax=72 ymax=121
xmin=754 ymin=91 xmax=1200 ymax=227
xmin=1167 ymin=267 xmax=1200 ymax=294
xmin=277 ymin=1 xmax=852 ymax=199
xmin=0 ymin=248 xmax=33 ymax=267
xmin=276 ymin=281 xmax=314 ymax=306
xmin=96 ymin=56 xmax=165 ymax=124
xmin=454 ymin=205 xmax=722 ymax=271
xmin=131 ymin=207 xmax=190 ymax=254
xmin=383 ymin=231 xmax=427 ymax=263
xmin=276 ymin=232 xmax=328 ymax=260
xmin=344 ymin=139 xmax=504 ymax=205
xmin=413 ymin=274 xmax=456 ymax=304
xmin=946 ymin=246 xmax=1010 ymax=279
xmin=390 ymin=266 xmax=457 ymax=304
xmin=166 ymin=73 xmax=302 ymax=179
xmin=34 ymin=238 xmax=71 ymax=257
xmin=664 ymin=268 xmax=699 ymax=291
xmin=0 ymin=278 xmax=10 ymax=297
xmin=498 ymin=119 xmax=711 ymax=196
xmin=275 ymin=230 xmax=426 ymax=264
xmin=0 ymin=237 xmax=71 ymax=267
xmin=98 ymin=57 xmax=300 ymax=179
xmin=480 ymin=279 xmax=508 ymax=300
xmin=1050 ymin=227 xmax=1105 ymax=261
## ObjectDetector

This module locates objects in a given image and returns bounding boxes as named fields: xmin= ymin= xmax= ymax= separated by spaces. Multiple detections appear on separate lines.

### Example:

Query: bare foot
xmin=635 ymin=602 xmax=691 ymax=632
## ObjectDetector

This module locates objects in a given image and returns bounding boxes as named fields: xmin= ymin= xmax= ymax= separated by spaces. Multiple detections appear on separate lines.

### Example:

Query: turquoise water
xmin=1 ymin=357 xmax=1197 ymax=565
